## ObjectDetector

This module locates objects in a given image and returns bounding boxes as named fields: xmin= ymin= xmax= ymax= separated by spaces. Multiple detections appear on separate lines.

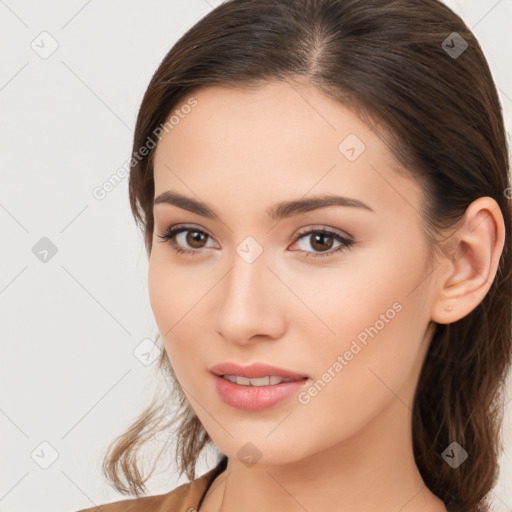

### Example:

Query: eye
xmin=290 ymin=227 xmax=355 ymax=258
xmin=156 ymin=224 xmax=355 ymax=258
xmin=156 ymin=225 xmax=216 ymax=256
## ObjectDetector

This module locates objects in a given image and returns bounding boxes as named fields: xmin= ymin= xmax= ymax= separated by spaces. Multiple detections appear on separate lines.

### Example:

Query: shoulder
xmin=72 ymin=460 xmax=227 ymax=512
xmin=72 ymin=478 xmax=204 ymax=512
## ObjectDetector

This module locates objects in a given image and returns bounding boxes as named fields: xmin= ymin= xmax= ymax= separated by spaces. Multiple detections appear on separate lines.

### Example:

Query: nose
xmin=215 ymin=247 xmax=287 ymax=345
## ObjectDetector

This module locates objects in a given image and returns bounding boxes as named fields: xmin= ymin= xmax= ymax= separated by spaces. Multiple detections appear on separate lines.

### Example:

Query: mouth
xmin=209 ymin=361 xmax=309 ymax=382
xmin=211 ymin=372 xmax=310 ymax=411
xmin=219 ymin=374 xmax=308 ymax=386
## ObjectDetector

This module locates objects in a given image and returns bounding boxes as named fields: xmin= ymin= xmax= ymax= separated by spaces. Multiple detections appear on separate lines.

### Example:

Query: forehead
xmin=152 ymin=82 xmax=423 ymax=222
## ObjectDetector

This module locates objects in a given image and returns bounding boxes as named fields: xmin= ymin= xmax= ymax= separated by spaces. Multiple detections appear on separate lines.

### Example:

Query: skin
xmin=148 ymin=80 xmax=505 ymax=512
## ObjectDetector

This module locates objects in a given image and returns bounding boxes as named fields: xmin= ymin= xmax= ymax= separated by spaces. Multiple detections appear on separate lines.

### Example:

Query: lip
xmin=211 ymin=373 xmax=309 ymax=411
xmin=209 ymin=361 xmax=309 ymax=380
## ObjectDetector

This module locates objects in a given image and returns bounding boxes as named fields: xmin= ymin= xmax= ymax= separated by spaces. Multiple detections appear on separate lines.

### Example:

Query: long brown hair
xmin=100 ymin=1 xmax=512 ymax=510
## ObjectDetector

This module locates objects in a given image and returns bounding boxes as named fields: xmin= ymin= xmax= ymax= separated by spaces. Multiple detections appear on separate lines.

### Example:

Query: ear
xmin=431 ymin=196 xmax=506 ymax=324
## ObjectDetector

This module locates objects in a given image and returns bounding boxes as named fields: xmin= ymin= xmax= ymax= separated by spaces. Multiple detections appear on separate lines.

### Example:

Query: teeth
xmin=222 ymin=374 xmax=297 ymax=386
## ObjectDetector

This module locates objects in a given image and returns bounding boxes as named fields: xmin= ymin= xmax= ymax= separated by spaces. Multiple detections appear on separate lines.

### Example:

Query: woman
xmin=75 ymin=0 xmax=511 ymax=511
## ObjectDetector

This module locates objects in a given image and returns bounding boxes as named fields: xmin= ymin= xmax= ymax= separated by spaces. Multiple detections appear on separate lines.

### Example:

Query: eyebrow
xmin=153 ymin=190 xmax=375 ymax=221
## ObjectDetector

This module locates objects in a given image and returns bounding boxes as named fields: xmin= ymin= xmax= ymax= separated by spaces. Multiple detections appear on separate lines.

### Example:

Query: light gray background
xmin=1 ymin=1 xmax=511 ymax=511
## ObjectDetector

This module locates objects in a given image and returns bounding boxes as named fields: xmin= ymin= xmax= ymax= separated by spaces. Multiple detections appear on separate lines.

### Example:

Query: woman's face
xmin=149 ymin=81 xmax=440 ymax=465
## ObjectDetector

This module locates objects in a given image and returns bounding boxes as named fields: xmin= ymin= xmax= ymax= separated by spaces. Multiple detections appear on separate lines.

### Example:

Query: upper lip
xmin=209 ymin=362 xmax=309 ymax=380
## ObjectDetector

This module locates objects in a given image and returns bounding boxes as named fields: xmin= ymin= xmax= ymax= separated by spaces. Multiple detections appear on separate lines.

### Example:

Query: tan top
xmin=74 ymin=456 xmax=227 ymax=512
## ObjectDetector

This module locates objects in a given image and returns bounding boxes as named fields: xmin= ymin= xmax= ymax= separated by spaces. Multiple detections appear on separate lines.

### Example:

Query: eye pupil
xmin=311 ymin=233 xmax=333 ymax=252
xmin=187 ymin=231 xmax=207 ymax=248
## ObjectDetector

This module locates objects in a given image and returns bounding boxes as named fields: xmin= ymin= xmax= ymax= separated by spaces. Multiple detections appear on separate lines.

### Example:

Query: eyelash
xmin=156 ymin=225 xmax=355 ymax=259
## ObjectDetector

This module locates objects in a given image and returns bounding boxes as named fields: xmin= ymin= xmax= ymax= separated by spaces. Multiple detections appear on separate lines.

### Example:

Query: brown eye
xmin=309 ymin=232 xmax=335 ymax=252
xmin=157 ymin=225 xmax=355 ymax=259
xmin=291 ymin=228 xmax=355 ymax=259
xmin=156 ymin=226 xmax=215 ymax=255
xmin=186 ymin=230 xmax=208 ymax=248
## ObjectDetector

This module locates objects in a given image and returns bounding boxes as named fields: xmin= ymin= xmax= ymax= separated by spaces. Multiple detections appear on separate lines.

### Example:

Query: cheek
xmin=299 ymin=242 xmax=430 ymax=386
xmin=148 ymin=251 xmax=209 ymax=373
xmin=147 ymin=255 xmax=172 ymax=332
xmin=322 ymin=238 xmax=429 ymax=340
xmin=289 ymin=305 xmax=424 ymax=451
xmin=283 ymin=245 xmax=413 ymax=344
xmin=147 ymin=249 xmax=199 ymax=335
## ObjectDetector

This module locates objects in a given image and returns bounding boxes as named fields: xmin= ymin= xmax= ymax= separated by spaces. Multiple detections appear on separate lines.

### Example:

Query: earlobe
xmin=431 ymin=197 xmax=506 ymax=325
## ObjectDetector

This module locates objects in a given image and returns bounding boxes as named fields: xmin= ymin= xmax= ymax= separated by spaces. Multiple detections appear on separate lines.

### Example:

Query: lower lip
xmin=212 ymin=373 xmax=309 ymax=411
